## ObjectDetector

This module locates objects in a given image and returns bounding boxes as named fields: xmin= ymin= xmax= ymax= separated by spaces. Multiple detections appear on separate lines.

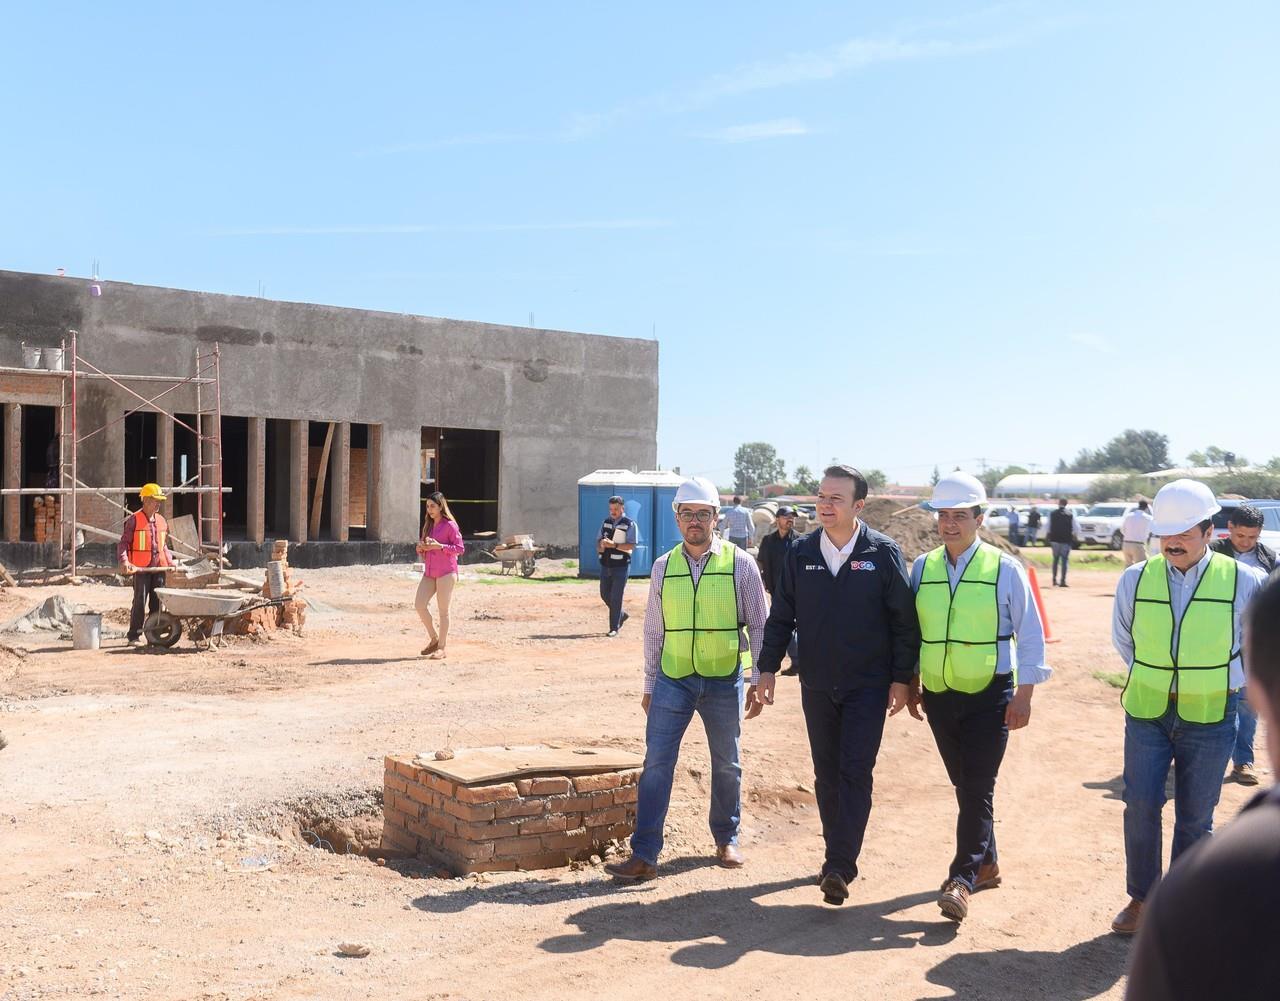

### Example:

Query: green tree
xmin=733 ymin=442 xmax=787 ymax=496
xmin=792 ymin=464 xmax=818 ymax=494
xmin=1187 ymin=446 xmax=1249 ymax=469
xmin=1066 ymin=429 xmax=1171 ymax=473
xmin=979 ymin=465 xmax=1027 ymax=496
xmin=865 ymin=469 xmax=888 ymax=492
xmin=930 ymin=465 xmax=941 ymax=487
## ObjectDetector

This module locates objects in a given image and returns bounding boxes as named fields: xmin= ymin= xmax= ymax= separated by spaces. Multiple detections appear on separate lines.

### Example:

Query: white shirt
xmin=819 ymin=522 xmax=860 ymax=577
xmin=1121 ymin=509 xmax=1154 ymax=544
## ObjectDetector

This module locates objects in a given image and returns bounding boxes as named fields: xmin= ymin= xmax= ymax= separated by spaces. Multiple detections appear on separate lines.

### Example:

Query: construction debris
xmin=2 ymin=596 xmax=77 ymax=634
xmin=223 ymin=540 xmax=306 ymax=637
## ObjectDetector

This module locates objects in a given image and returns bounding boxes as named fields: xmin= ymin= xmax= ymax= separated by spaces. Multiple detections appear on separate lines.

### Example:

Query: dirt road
xmin=0 ymin=561 xmax=1267 ymax=1000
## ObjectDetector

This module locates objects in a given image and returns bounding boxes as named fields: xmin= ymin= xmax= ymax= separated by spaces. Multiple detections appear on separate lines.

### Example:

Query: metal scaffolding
xmin=0 ymin=331 xmax=226 ymax=578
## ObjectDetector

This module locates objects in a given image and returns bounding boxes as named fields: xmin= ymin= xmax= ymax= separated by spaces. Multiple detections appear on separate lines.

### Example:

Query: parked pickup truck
xmin=1078 ymin=502 xmax=1142 ymax=549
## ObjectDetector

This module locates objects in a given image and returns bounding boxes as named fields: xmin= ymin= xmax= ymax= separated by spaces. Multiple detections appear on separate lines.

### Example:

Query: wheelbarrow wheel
xmin=520 ymin=557 xmax=537 ymax=578
xmin=143 ymin=611 xmax=184 ymax=648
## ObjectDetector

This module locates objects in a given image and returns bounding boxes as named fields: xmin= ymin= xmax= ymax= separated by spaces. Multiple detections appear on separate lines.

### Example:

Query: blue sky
xmin=3 ymin=2 xmax=1277 ymax=485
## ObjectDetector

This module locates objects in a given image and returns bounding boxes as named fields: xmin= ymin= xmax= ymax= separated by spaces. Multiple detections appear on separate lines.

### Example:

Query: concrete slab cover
xmin=410 ymin=745 xmax=643 ymax=785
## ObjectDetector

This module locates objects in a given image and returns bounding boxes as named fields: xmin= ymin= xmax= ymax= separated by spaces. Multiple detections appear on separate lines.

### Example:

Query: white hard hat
xmin=672 ymin=476 xmax=720 ymax=511
xmin=927 ymin=471 xmax=988 ymax=511
xmin=1151 ymin=478 xmax=1220 ymax=536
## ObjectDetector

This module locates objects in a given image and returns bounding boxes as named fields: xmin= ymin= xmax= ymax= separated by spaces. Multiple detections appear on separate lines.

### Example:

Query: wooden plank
xmin=4 ymin=402 xmax=20 ymax=543
xmin=410 ymin=746 xmax=644 ymax=785
xmin=167 ymin=514 xmax=201 ymax=558
xmin=308 ymin=422 xmax=334 ymax=540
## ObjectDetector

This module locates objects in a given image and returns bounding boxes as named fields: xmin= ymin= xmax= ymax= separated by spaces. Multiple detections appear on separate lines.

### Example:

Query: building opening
xmin=123 ymin=412 xmax=158 ymax=491
xmin=421 ymin=427 xmax=499 ymax=539
xmin=172 ymin=413 xmax=199 ymax=524
xmin=264 ymin=418 xmax=290 ymax=537
xmin=349 ymin=422 xmax=370 ymax=541
xmin=219 ymin=416 xmax=248 ymax=539
xmin=20 ymin=405 xmax=58 ymax=541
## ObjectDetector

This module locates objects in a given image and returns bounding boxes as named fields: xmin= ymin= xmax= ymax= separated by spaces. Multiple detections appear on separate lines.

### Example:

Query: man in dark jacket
xmin=757 ymin=465 xmax=921 ymax=906
xmin=756 ymin=505 xmax=800 ymax=676
xmin=1125 ymin=575 xmax=1280 ymax=1000
xmin=1212 ymin=504 xmax=1276 ymax=786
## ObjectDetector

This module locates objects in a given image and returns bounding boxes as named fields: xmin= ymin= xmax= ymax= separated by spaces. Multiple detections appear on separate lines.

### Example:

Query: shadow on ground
xmin=920 ymin=933 xmax=1127 ymax=1000
xmin=539 ymin=877 xmax=957 ymax=969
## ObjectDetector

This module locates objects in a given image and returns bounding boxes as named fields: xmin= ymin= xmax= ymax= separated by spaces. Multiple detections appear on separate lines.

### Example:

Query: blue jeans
xmin=1122 ymin=692 xmax=1240 ymax=901
xmin=598 ymin=564 xmax=628 ymax=632
xmin=1050 ymin=542 xmax=1071 ymax=584
xmin=728 ymin=535 xmax=749 ymax=551
xmin=630 ymin=672 xmax=744 ymax=864
xmin=1233 ymin=687 xmax=1257 ymax=767
xmin=801 ymin=683 xmax=889 ymax=882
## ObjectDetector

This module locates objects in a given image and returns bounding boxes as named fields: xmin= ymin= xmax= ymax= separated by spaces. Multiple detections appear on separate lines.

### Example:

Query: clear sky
xmin=3 ymin=2 xmax=1277 ymax=486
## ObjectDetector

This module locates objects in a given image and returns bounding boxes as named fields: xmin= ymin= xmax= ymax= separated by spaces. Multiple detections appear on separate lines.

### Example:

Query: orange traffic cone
xmin=1026 ymin=564 xmax=1058 ymax=643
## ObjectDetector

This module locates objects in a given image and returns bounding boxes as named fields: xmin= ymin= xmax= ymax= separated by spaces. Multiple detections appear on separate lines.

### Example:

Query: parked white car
xmin=1078 ymin=502 xmax=1142 ymax=549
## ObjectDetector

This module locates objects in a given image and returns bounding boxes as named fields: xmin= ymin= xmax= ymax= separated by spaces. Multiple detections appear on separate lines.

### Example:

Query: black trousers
xmin=598 ymin=564 xmax=628 ymax=632
xmin=922 ymin=674 xmax=1014 ymax=890
xmin=800 ymin=683 xmax=889 ymax=882
xmin=128 ymin=572 xmax=162 ymax=640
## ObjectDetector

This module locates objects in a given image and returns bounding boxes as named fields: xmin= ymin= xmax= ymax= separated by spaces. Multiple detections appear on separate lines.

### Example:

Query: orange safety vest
xmin=127 ymin=511 xmax=170 ymax=568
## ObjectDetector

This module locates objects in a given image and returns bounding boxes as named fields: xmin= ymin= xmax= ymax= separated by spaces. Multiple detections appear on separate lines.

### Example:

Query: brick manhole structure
xmin=382 ymin=746 xmax=644 ymax=874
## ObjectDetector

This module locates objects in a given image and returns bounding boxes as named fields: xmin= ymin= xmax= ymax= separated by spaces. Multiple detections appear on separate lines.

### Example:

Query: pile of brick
xmin=225 ymin=539 xmax=307 ymax=636
xmin=32 ymin=496 xmax=60 ymax=544
xmin=382 ymin=754 xmax=640 ymax=874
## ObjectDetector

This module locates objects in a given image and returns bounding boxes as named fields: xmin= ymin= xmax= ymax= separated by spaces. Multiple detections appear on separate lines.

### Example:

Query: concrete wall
xmin=0 ymin=270 xmax=658 ymax=547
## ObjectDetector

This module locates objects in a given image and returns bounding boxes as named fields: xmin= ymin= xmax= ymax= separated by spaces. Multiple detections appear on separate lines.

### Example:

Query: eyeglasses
xmin=676 ymin=510 xmax=715 ymax=524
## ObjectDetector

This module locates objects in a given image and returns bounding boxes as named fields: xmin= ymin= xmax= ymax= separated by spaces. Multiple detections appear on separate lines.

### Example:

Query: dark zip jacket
xmin=758 ymin=523 xmax=921 ymax=690
xmin=1212 ymin=537 xmax=1276 ymax=574
xmin=755 ymin=527 xmax=796 ymax=596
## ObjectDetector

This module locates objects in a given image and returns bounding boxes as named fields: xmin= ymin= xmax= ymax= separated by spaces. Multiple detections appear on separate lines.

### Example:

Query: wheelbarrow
xmin=489 ymin=539 xmax=544 ymax=577
xmin=142 ymin=587 xmax=288 ymax=650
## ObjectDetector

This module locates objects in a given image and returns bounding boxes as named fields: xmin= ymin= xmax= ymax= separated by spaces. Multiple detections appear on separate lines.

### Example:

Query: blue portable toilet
xmin=577 ymin=469 xmax=688 ymax=578
xmin=642 ymin=470 xmax=686 ymax=563
xmin=577 ymin=471 xmax=650 ymax=578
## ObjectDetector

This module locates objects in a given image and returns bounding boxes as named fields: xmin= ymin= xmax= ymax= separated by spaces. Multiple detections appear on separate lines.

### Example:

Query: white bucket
xmin=42 ymin=347 xmax=65 ymax=371
xmin=266 ymin=560 xmax=287 ymax=598
xmin=21 ymin=344 xmax=42 ymax=368
xmin=71 ymin=612 xmax=102 ymax=651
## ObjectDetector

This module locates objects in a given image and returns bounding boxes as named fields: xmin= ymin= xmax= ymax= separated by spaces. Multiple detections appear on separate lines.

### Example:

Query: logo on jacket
xmin=849 ymin=560 xmax=876 ymax=571
xmin=804 ymin=563 xmax=824 ymax=571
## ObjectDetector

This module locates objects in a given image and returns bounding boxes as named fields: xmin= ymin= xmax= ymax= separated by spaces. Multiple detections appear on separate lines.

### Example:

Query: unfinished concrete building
xmin=0 ymin=269 xmax=658 ymax=568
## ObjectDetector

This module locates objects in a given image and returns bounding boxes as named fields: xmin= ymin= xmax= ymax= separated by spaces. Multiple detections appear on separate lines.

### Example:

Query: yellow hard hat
xmin=139 ymin=483 xmax=167 ymax=501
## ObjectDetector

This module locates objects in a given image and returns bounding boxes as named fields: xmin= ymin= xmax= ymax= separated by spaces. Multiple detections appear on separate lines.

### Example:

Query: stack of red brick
xmin=382 ymin=754 xmax=640 ymax=874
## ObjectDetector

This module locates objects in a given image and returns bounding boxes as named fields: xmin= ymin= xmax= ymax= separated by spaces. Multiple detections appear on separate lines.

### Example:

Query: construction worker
xmin=756 ymin=465 xmax=920 ymax=906
xmin=1121 ymin=500 xmax=1154 ymax=567
xmin=118 ymin=483 xmax=176 ymax=646
xmin=605 ymin=476 xmax=768 ymax=882
xmin=908 ymin=472 xmax=1050 ymax=922
xmin=1109 ymin=479 xmax=1268 ymax=937
xmin=596 ymin=494 xmax=636 ymax=637
xmin=1126 ymin=575 xmax=1280 ymax=1000
xmin=756 ymin=504 xmax=800 ymax=676
xmin=1211 ymin=504 xmax=1276 ymax=786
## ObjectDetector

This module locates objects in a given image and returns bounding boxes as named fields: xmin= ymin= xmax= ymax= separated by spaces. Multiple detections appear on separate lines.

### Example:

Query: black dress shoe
xmin=780 ymin=666 xmax=799 ymax=676
xmin=819 ymin=872 xmax=849 ymax=905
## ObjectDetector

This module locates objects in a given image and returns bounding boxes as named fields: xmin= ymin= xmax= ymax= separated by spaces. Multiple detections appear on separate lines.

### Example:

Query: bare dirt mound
xmin=861 ymin=497 xmax=1022 ymax=564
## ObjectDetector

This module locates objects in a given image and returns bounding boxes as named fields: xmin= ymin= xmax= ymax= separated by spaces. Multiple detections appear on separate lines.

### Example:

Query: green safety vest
xmin=916 ymin=544 xmax=1009 ymax=694
xmin=1122 ymin=552 xmax=1238 ymax=724
xmin=660 ymin=543 xmax=745 ymax=679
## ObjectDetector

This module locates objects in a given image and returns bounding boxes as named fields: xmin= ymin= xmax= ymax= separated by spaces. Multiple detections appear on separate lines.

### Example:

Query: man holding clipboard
xmin=598 ymin=495 xmax=637 ymax=636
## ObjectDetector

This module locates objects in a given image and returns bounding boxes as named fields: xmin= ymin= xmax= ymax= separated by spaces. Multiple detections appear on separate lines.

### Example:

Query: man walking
xmin=605 ymin=477 xmax=768 ymax=882
xmin=118 ymin=483 xmax=177 ymax=646
xmin=757 ymin=465 xmax=920 ymax=906
xmin=1121 ymin=500 xmax=1154 ymax=567
xmin=1109 ymin=479 xmax=1267 ymax=936
xmin=1212 ymin=504 xmax=1276 ymax=786
xmin=756 ymin=505 xmax=801 ymax=676
xmin=1006 ymin=506 xmax=1022 ymax=547
xmin=1025 ymin=506 xmax=1042 ymax=547
xmin=596 ymin=495 xmax=637 ymax=637
xmin=722 ymin=495 xmax=754 ymax=550
xmin=909 ymin=472 xmax=1051 ymax=922
xmin=1047 ymin=498 xmax=1078 ymax=587
xmin=1126 ymin=576 xmax=1280 ymax=1000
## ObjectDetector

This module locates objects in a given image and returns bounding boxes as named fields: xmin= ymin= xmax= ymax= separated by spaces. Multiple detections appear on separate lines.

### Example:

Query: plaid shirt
xmin=641 ymin=537 xmax=767 ymax=694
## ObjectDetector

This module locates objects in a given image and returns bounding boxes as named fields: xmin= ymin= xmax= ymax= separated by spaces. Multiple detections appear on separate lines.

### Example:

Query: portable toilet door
xmin=577 ymin=471 xmax=653 ymax=578
xmin=641 ymin=470 xmax=686 ymax=563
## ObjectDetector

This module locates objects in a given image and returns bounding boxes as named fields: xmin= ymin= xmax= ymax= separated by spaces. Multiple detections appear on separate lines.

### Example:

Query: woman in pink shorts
xmin=416 ymin=491 xmax=465 ymax=659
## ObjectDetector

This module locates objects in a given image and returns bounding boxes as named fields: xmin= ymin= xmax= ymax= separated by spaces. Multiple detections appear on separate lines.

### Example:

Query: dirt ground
xmin=0 ymin=556 xmax=1268 ymax=1000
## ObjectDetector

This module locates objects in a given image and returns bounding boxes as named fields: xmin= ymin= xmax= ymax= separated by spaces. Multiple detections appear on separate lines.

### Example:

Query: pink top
xmin=419 ymin=518 xmax=465 ymax=578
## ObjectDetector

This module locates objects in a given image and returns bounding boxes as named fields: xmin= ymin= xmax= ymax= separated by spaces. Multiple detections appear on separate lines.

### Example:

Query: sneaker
xmin=618 ymin=612 xmax=630 ymax=631
xmin=1232 ymin=763 xmax=1260 ymax=786
xmin=126 ymin=636 xmax=143 ymax=647
xmin=607 ymin=630 xmax=618 ymax=638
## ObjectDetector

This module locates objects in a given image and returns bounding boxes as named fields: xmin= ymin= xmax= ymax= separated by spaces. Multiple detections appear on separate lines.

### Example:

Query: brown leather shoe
xmin=974 ymin=862 xmax=1001 ymax=891
xmin=604 ymin=855 xmax=657 ymax=882
xmin=819 ymin=872 xmax=849 ymax=905
xmin=715 ymin=843 xmax=744 ymax=868
xmin=939 ymin=878 xmax=970 ymax=922
xmin=1111 ymin=898 xmax=1143 ymax=936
